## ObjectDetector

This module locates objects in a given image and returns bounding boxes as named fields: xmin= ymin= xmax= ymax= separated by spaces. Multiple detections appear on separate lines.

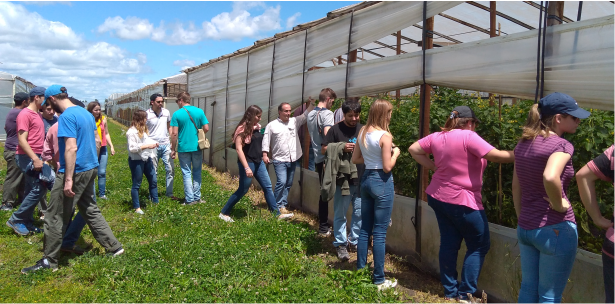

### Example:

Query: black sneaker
xmin=336 ymin=245 xmax=350 ymax=261
xmin=0 ymin=203 xmax=13 ymax=211
xmin=317 ymin=225 xmax=332 ymax=236
xmin=21 ymin=258 xmax=56 ymax=274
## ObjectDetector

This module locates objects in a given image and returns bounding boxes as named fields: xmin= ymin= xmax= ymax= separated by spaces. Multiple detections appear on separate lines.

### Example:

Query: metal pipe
xmin=224 ymin=58 xmax=231 ymax=172
xmin=344 ymin=10 xmax=355 ymax=101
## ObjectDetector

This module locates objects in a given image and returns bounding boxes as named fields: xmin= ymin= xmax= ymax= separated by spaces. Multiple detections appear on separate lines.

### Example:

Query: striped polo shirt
xmin=514 ymin=135 xmax=576 ymax=230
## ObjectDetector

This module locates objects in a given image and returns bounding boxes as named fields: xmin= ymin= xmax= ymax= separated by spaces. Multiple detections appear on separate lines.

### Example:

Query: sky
xmin=0 ymin=1 xmax=359 ymax=103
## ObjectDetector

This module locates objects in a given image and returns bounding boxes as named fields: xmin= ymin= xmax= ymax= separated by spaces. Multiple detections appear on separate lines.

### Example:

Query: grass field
xmin=0 ymin=119 xmax=447 ymax=303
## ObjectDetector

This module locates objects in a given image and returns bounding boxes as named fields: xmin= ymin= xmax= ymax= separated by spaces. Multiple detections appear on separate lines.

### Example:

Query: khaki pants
xmin=44 ymin=169 xmax=122 ymax=268
xmin=2 ymin=149 xmax=24 ymax=207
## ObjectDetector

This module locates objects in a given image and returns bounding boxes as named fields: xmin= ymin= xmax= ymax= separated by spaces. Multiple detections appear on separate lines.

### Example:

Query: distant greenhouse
xmin=0 ymin=71 xmax=35 ymax=141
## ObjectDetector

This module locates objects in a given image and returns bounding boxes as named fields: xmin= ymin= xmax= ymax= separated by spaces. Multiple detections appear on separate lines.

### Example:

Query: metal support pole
xmin=268 ymin=40 xmax=277 ymax=124
xmin=577 ymin=1 xmax=583 ymax=21
xmin=224 ymin=58 xmax=231 ymax=172
xmin=396 ymin=30 xmax=401 ymax=105
xmin=299 ymin=29 xmax=309 ymax=209
xmin=344 ymin=10 xmax=355 ymax=101
xmin=244 ymin=52 xmax=250 ymax=110
xmin=488 ymin=1 xmax=497 ymax=106
xmin=209 ymin=99 xmax=216 ymax=165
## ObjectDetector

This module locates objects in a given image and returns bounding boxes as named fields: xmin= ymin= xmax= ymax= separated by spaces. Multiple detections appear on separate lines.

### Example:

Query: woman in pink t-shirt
xmin=408 ymin=106 xmax=513 ymax=301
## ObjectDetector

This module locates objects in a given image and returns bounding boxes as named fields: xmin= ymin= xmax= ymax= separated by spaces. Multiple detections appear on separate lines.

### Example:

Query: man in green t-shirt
xmin=170 ymin=92 xmax=209 ymax=205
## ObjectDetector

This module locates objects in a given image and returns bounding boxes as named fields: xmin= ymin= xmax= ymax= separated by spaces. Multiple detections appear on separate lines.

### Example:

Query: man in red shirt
xmin=6 ymin=86 xmax=47 ymax=236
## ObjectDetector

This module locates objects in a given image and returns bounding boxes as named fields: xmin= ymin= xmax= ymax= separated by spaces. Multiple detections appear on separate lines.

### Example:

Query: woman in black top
xmin=219 ymin=105 xmax=294 ymax=222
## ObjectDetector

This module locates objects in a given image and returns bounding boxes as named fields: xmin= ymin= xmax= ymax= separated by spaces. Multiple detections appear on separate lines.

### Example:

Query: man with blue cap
xmin=22 ymin=85 xmax=124 ymax=273
xmin=6 ymin=86 xmax=47 ymax=236
xmin=1 ymin=92 xmax=31 ymax=212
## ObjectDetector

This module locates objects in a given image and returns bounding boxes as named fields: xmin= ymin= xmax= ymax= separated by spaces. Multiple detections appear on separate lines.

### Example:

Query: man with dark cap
xmin=6 ymin=86 xmax=47 ymax=236
xmin=1 ymin=92 xmax=31 ymax=211
xmin=22 ymin=85 xmax=123 ymax=273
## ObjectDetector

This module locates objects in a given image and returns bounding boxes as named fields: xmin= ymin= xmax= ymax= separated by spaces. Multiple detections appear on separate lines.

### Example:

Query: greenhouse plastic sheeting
xmin=425 ymin=15 xmax=614 ymax=111
xmin=225 ymin=54 xmax=249 ymax=148
xmin=211 ymin=60 xmax=229 ymax=162
xmin=246 ymin=44 xmax=274 ymax=126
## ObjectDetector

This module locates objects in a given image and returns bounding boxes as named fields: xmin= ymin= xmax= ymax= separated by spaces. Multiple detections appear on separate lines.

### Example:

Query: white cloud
xmin=0 ymin=2 xmax=149 ymax=102
xmin=286 ymin=12 xmax=301 ymax=30
xmin=96 ymin=1 xmax=290 ymax=45
xmin=21 ymin=1 xmax=72 ymax=7
xmin=173 ymin=59 xmax=195 ymax=67
xmin=97 ymin=16 xmax=154 ymax=40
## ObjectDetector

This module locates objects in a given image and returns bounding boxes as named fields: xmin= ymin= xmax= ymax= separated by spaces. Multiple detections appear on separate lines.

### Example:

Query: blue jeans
xmin=517 ymin=221 xmax=578 ymax=303
xmin=357 ymin=169 xmax=394 ymax=285
xmin=62 ymin=211 xmax=86 ymax=248
xmin=427 ymin=195 xmax=491 ymax=299
xmin=308 ymin=148 xmax=315 ymax=171
xmin=128 ymin=157 xmax=159 ymax=209
xmin=604 ymin=252 xmax=614 ymax=303
xmin=333 ymin=184 xmax=361 ymax=247
xmin=221 ymin=161 xmax=279 ymax=216
xmin=97 ymin=146 xmax=108 ymax=197
xmin=153 ymin=144 xmax=174 ymax=197
xmin=272 ymin=160 xmax=296 ymax=209
xmin=10 ymin=154 xmax=47 ymax=227
xmin=178 ymin=151 xmax=202 ymax=203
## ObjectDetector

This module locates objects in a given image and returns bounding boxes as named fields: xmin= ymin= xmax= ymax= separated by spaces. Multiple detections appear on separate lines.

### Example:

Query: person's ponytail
xmin=521 ymin=104 xmax=557 ymax=140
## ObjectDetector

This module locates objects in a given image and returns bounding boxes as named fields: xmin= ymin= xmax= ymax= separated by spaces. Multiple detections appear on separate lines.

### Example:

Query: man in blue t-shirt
xmin=170 ymin=92 xmax=209 ymax=205
xmin=22 ymin=85 xmax=124 ymax=273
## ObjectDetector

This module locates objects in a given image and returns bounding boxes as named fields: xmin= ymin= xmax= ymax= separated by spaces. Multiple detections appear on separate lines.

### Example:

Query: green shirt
xmin=170 ymin=105 xmax=209 ymax=153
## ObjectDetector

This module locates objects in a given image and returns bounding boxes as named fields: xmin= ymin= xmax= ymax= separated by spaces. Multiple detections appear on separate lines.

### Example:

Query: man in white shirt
xmin=146 ymin=93 xmax=176 ymax=199
xmin=262 ymin=99 xmax=315 ymax=213
xmin=307 ymin=88 xmax=336 ymax=235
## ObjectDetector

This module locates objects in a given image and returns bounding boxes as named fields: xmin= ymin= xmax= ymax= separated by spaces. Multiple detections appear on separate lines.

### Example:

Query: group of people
xmin=2 ymin=84 xmax=612 ymax=302
xmin=407 ymin=92 xmax=613 ymax=303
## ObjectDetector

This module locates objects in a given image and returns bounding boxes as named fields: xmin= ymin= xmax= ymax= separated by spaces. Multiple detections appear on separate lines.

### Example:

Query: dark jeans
xmin=62 ymin=211 xmax=85 ymax=249
xmin=10 ymin=154 xmax=47 ymax=227
xmin=428 ymin=195 xmax=491 ymax=300
xmin=357 ymin=169 xmax=394 ymax=285
xmin=604 ymin=252 xmax=614 ymax=303
xmin=221 ymin=161 xmax=279 ymax=216
xmin=315 ymin=161 xmax=330 ymax=233
xmin=272 ymin=160 xmax=296 ymax=210
xmin=44 ymin=170 xmax=121 ymax=268
xmin=2 ymin=149 xmax=24 ymax=207
xmin=97 ymin=146 xmax=108 ymax=197
xmin=128 ymin=157 xmax=159 ymax=209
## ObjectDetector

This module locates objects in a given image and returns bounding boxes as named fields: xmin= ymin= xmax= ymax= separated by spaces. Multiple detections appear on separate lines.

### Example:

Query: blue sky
xmin=0 ymin=1 xmax=358 ymax=103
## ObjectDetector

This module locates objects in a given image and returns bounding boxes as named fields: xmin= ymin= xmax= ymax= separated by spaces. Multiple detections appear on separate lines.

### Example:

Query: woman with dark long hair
xmin=219 ymin=105 xmax=293 ymax=222
xmin=87 ymin=101 xmax=115 ymax=199
xmin=408 ymin=106 xmax=514 ymax=301
xmin=126 ymin=109 xmax=159 ymax=214
xmin=513 ymin=93 xmax=591 ymax=303
xmin=351 ymin=99 xmax=400 ymax=290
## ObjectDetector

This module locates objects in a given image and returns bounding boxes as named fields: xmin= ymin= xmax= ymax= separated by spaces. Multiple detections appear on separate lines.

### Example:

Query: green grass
xmin=0 ymin=120 xmax=404 ymax=303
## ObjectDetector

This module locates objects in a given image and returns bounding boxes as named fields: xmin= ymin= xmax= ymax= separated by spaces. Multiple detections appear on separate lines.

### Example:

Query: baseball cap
xmin=150 ymin=93 xmax=163 ymax=101
xmin=29 ymin=86 xmax=46 ymax=97
xmin=43 ymin=84 xmax=67 ymax=106
xmin=69 ymin=97 xmax=85 ymax=108
xmin=14 ymin=92 xmax=29 ymax=103
xmin=451 ymin=106 xmax=481 ymax=123
xmin=539 ymin=92 xmax=590 ymax=119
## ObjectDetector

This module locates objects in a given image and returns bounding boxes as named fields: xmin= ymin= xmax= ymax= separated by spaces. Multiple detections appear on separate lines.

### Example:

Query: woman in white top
xmin=351 ymin=99 xmax=401 ymax=290
xmin=126 ymin=109 xmax=159 ymax=214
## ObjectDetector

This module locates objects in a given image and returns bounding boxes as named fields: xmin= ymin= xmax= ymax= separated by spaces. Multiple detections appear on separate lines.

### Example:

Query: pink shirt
xmin=586 ymin=145 xmax=614 ymax=258
xmin=42 ymin=123 xmax=60 ymax=170
xmin=418 ymin=129 xmax=495 ymax=210
xmin=16 ymin=108 xmax=45 ymax=155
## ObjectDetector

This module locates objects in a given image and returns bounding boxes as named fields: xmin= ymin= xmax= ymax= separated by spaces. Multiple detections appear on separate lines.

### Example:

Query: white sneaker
xmin=135 ymin=209 xmax=144 ymax=215
xmin=218 ymin=213 xmax=235 ymax=223
xmin=376 ymin=279 xmax=398 ymax=291
xmin=278 ymin=213 xmax=294 ymax=220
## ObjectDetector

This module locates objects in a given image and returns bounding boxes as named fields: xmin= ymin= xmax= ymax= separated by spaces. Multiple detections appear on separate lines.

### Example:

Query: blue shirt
xmin=170 ymin=105 xmax=209 ymax=153
xmin=58 ymin=106 xmax=99 ymax=173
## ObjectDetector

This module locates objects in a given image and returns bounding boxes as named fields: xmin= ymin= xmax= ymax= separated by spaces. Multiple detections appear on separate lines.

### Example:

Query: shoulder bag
xmin=183 ymin=107 xmax=210 ymax=150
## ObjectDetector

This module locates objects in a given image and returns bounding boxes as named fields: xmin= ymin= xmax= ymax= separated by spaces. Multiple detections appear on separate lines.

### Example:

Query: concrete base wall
xmin=211 ymin=159 xmax=605 ymax=303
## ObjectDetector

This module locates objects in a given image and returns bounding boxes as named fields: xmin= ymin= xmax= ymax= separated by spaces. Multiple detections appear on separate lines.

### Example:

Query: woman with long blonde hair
xmin=513 ymin=92 xmax=591 ymax=303
xmin=351 ymin=99 xmax=400 ymax=290
xmin=126 ymin=109 xmax=159 ymax=214
xmin=87 ymin=101 xmax=115 ymax=199
xmin=408 ymin=105 xmax=513 ymax=301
